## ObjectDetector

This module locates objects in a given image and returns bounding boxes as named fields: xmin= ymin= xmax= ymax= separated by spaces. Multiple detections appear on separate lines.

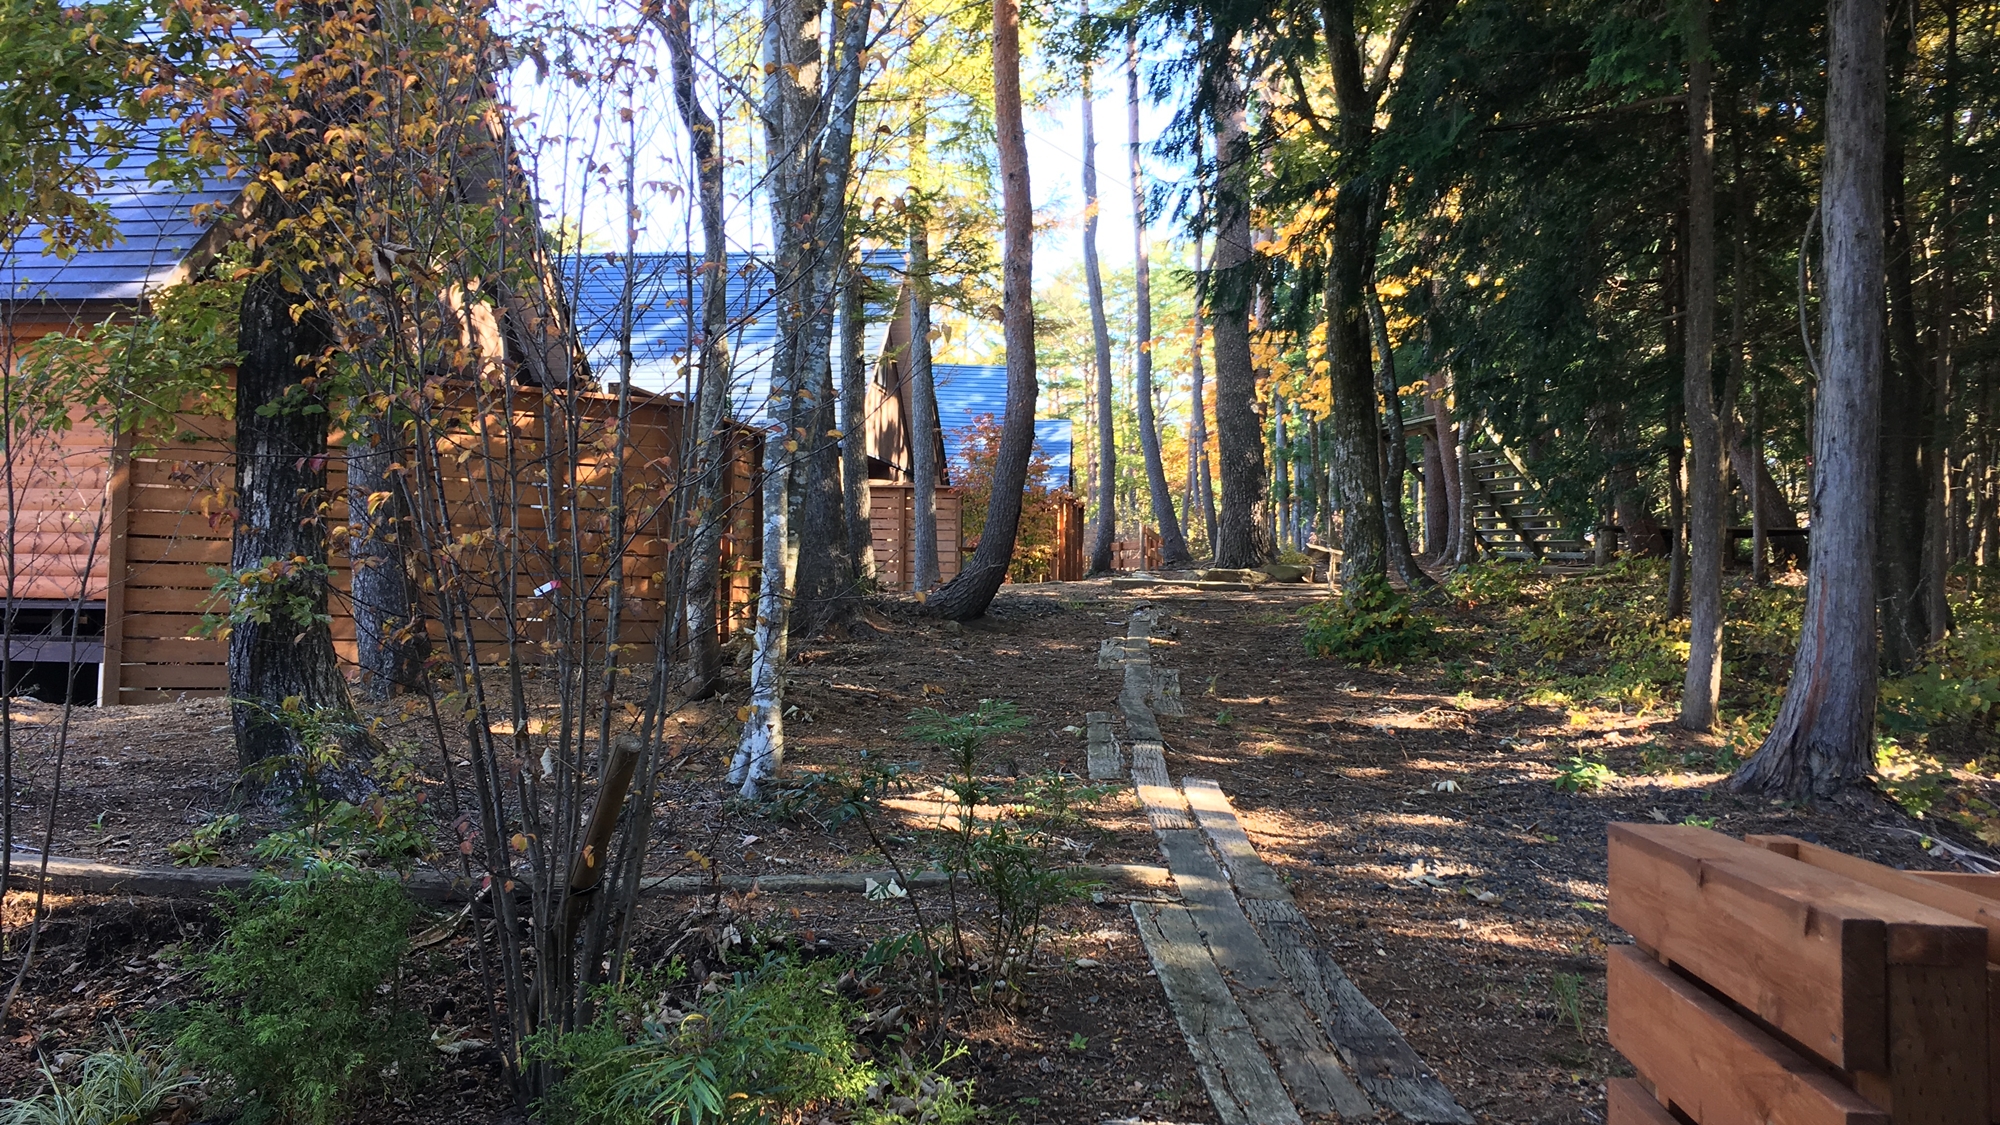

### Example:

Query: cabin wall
xmin=0 ymin=376 xmax=759 ymax=704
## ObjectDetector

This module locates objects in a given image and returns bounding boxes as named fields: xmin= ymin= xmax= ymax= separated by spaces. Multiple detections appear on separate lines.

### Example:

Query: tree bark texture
xmin=347 ymin=414 xmax=422 ymax=700
xmin=1129 ymin=27 xmax=1191 ymax=568
xmin=231 ymin=269 xmax=355 ymax=771
xmin=1367 ymin=274 xmax=1434 ymax=590
xmin=660 ymin=0 xmax=732 ymax=697
xmin=926 ymin=0 xmax=1033 ymax=620
xmin=838 ymin=257 xmax=874 ymax=580
xmin=1680 ymin=0 xmax=1725 ymax=732
xmin=908 ymin=199 xmax=942 ymax=592
xmin=733 ymin=0 xmax=870 ymax=789
xmin=1321 ymin=0 xmax=1388 ymax=589
xmin=1082 ymin=58 xmax=1116 ymax=574
xmin=1206 ymin=44 xmax=1270 ymax=570
xmin=1421 ymin=432 xmax=1447 ymax=556
xmin=1732 ymin=0 xmax=1884 ymax=799
xmin=1188 ymin=234 xmax=1218 ymax=552
xmin=1878 ymin=142 xmax=1937 ymax=671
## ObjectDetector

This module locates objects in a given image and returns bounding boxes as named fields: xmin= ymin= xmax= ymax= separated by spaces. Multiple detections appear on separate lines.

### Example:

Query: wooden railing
xmin=1606 ymin=823 xmax=1994 ymax=1124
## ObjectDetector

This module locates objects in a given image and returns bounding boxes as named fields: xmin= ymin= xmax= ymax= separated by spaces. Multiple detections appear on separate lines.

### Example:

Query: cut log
xmin=1609 ymin=823 xmax=1985 ymax=1071
xmin=1607 ymin=1077 xmax=1679 ymax=1125
xmin=1745 ymin=834 xmax=1997 ymax=1122
xmin=1608 ymin=945 xmax=1890 ymax=1125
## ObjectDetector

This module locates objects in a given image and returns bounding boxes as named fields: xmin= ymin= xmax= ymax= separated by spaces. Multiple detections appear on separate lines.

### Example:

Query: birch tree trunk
xmin=925 ymin=0 xmax=1034 ymax=620
xmin=1128 ymin=27 xmax=1190 ymax=568
xmin=733 ymin=0 xmax=870 ymax=790
xmin=1679 ymin=0 xmax=1725 ymax=732
xmin=1731 ymin=0 xmax=1885 ymax=798
xmin=658 ymin=0 xmax=732 ymax=698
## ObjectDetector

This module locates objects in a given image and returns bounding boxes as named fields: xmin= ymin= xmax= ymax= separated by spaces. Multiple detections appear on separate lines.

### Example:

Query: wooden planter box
xmin=1606 ymin=823 xmax=1995 ymax=1125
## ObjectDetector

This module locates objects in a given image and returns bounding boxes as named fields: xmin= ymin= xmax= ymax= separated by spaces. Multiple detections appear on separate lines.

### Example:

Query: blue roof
xmin=933 ymin=363 xmax=1074 ymax=489
xmin=1 ymin=125 xmax=243 ymax=304
xmin=563 ymin=250 xmax=904 ymax=426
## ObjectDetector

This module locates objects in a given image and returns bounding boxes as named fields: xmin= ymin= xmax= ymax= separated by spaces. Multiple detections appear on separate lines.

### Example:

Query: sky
xmin=504 ymin=18 xmax=1193 ymax=286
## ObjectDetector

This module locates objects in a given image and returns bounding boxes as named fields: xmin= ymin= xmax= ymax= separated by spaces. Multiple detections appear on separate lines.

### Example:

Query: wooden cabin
xmin=0 ymin=146 xmax=764 ymax=704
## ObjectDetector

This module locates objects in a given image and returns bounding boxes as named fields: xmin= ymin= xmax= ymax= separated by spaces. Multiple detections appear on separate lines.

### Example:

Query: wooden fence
xmin=868 ymin=482 xmax=961 ymax=592
xmin=1606 ymin=823 xmax=1993 ymax=1125
xmin=1112 ymin=526 xmax=1161 ymax=572
xmin=1048 ymin=495 xmax=1084 ymax=581
xmin=1 ymin=387 xmax=758 ymax=704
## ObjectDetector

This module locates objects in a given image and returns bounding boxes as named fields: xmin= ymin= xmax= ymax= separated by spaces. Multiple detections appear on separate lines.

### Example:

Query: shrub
xmin=0 ymin=1032 xmax=199 ymax=1125
xmin=164 ymin=871 xmax=423 ymax=1125
xmin=1303 ymin=574 xmax=1431 ymax=665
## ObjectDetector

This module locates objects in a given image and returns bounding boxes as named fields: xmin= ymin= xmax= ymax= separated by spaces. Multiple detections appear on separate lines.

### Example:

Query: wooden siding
xmin=869 ymin=482 xmax=961 ymax=592
xmin=1 ymin=385 xmax=758 ymax=704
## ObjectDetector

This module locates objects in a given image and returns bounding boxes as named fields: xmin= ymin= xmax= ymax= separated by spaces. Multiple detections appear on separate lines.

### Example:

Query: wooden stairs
xmin=1464 ymin=444 xmax=1592 ymax=562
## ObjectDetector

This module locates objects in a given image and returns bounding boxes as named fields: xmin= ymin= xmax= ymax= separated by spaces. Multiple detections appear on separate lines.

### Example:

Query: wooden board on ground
xmin=1149 ymin=667 xmax=1186 ymax=716
xmin=1132 ymin=901 xmax=1303 ymax=1125
xmin=1608 ymin=945 xmax=1889 ymax=1125
xmin=1152 ymin=827 xmax=1372 ymax=1119
xmin=1184 ymin=778 xmax=1473 ymax=1124
xmin=1608 ymin=823 xmax=1986 ymax=1073
xmin=1086 ymin=710 xmax=1122 ymax=780
xmin=1130 ymin=742 xmax=1193 ymax=831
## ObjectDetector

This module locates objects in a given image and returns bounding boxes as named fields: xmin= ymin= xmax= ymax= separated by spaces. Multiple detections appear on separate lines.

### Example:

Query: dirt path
xmin=3 ymin=578 xmax=1960 ymax=1123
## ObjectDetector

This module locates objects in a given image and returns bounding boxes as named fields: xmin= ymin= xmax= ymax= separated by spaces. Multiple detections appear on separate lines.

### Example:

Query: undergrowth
xmin=1443 ymin=558 xmax=2000 ymax=835
xmin=530 ymin=954 xmax=975 ymax=1125
xmin=1303 ymin=573 xmax=1432 ymax=665
xmin=157 ymin=870 xmax=424 ymax=1125
xmin=0 ymin=1031 xmax=199 ymax=1125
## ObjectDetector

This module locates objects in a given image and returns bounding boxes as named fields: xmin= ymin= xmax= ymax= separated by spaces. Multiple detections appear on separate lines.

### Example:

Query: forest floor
xmin=2 ymin=572 xmax=1987 ymax=1123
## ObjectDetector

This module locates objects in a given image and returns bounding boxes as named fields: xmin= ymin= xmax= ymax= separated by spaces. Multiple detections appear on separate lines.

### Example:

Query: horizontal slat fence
xmin=868 ymin=482 xmax=961 ymax=592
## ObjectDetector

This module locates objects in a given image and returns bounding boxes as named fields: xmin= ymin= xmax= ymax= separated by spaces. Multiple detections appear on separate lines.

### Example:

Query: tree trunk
xmin=1129 ymin=28 xmax=1190 ymax=568
xmin=1191 ymin=237 xmax=1218 ymax=553
xmin=659 ymin=0 xmax=731 ymax=697
xmin=925 ymin=0 xmax=1033 ymax=620
xmin=1878 ymin=141 xmax=1935 ymax=671
xmin=1666 ymin=403 xmax=1689 ymax=618
xmin=1320 ymin=0 xmax=1387 ymax=589
xmin=1206 ymin=43 xmax=1269 ymax=570
xmin=1367 ymin=273 xmax=1435 ymax=590
xmin=733 ymin=0 xmax=871 ymax=789
xmin=1731 ymin=0 xmax=1884 ymax=799
xmin=1421 ymin=432 xmax=1446 ymax=557
xmin=347 ymin=413 xmax=422 ymax=700
xmin=1680 ymin=0 xmax=1725 ymax=732
xmin=231 ymin=269 xmax=356 ymax=772
xmin=792 ymin=339 xmax=853 ymax=634
xmin=1448 ymin=412 xmax=1478 ymax=567
xmin=839 ymin=256 xmax=874 ymax=581
xmin=908 ymin=189 xmax=942 ymax=592
xmin=1082 ymin=55 xmax=1117 ymax=574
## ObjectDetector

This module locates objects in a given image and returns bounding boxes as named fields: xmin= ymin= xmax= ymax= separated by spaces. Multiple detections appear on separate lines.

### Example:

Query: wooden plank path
xmin=1106 ymin=608 xmax=1473 ymax=1124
